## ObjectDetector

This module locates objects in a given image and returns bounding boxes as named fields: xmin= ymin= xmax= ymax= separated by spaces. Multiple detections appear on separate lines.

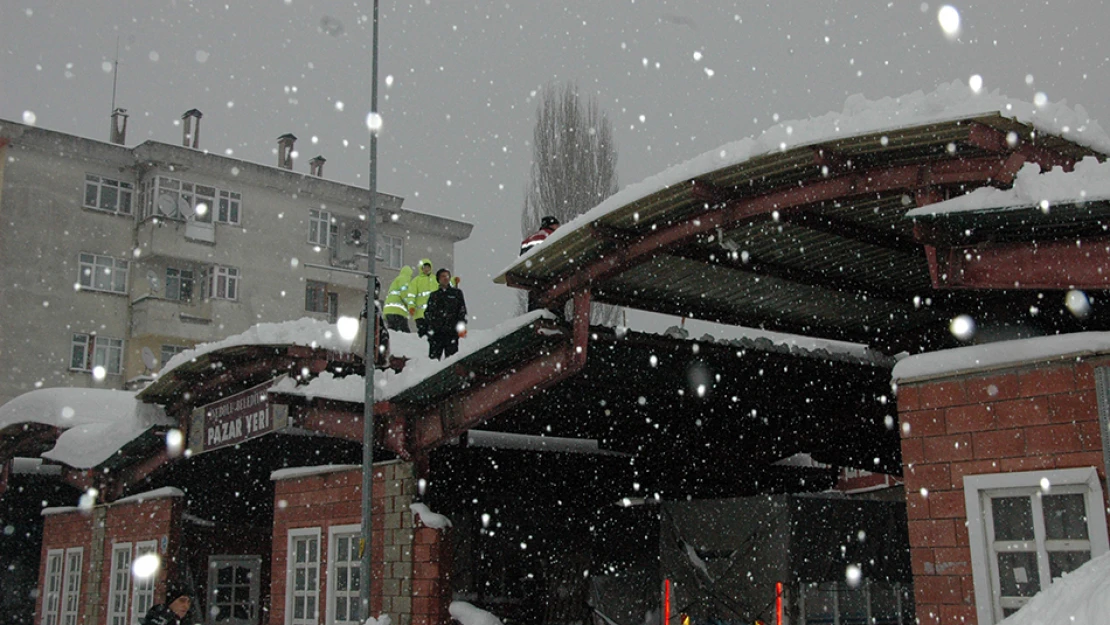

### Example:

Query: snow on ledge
xmin=41 ymin=486 xmax=184 ymax=516
xmin=271 ymin=464 xmax=360 ymax=481
xmin=907 ymin=156 xmax=1110 ymax=217
xmin=891 ymin=332 xmax=1110 ymax=383
xmin=411 ymin=503 xmax=453 ymax=529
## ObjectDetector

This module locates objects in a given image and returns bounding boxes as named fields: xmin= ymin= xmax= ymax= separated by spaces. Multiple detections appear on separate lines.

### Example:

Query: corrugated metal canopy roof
xmin=496 ymin=113 xmax=1109 ymax=353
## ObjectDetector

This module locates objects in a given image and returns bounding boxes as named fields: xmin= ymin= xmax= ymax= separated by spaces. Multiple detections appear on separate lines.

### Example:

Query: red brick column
xmin=271 ymin=461 xmax=453 ymax=625
xmin=898 ymin=359 xmax=1107 ymax=625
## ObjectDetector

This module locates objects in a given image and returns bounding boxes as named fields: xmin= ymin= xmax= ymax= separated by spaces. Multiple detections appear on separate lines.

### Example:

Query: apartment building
xmin=0 ymin=112 xmax=472 ymax=407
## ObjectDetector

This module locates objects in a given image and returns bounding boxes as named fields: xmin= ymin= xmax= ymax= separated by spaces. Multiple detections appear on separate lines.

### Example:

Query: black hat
xmin=540 ymin=216 xmax=560 ymax=228
xmin=165 ymin=580 xmax=191 ymax=603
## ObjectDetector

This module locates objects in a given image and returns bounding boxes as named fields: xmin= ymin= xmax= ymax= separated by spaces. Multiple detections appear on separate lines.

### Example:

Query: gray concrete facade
xmin=0 ymin=119 xmax=471 ymax=407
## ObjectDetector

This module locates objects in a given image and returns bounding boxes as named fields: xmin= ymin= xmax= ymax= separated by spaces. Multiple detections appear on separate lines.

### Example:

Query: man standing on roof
xmin=382 ymin=266 xmax=413 ymax=332
xmin=520 ymin=216 xmax=560 ymax=255
xmin=406 ymin=258 xmax=437 ymax=337
xmin=424 ymin=268 xmax=467 ymax=360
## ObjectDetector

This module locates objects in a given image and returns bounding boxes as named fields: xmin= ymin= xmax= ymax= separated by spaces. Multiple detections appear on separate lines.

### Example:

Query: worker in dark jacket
xmin=141 ymin=581 xmax=192 ymax=625
xmin=424 ymin=268 xmax=467 ymax=360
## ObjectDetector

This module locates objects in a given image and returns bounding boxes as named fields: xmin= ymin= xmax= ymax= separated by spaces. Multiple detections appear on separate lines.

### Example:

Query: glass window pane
xmin=1043 ymin=494 xmax=1088 ymax=540
xmin=85 ymin=182 xmax=98 ymax=206
xmin=1048 ymin=550 xmax=1091 ymax=579
xmin=997 ymin=551 xmax=1041 ymax=598
xmin=100 ymin=185 xmax=118 ymax=210
xmin=218 ymin=566 xmax=232 ymax=584
xmin=992 ymin=496 xmax=1035 ymax=541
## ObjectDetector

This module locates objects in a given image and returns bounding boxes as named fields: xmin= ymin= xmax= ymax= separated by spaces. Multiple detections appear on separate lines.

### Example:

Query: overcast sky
xmin=3 ymin=1 xmax=1108 ymax=329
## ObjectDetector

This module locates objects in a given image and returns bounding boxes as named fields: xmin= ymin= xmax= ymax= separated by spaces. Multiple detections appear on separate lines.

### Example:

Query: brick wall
xmin=35 ymin=491 xmax=184 ymax=625
xmin=271 ymin=461 xmax=452 ymax=625
xmin=898 ymin=358 xmax=1109 ymax=625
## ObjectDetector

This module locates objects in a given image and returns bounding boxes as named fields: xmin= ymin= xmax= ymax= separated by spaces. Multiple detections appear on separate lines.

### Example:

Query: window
xmin=202 ymin=266 xmax=239 ymax=301
xmin=42 ymin=549 xmax=64 ymax=625
xmin=161 ymin=345 xmax=189 ymax=367
xmin=308 ymin=209 xmax=336 ymax=248
xmin=798 ymin=581 xmax=911 ymax=625
xmin=131 ymin=541 xmax=157 ymax=622
xmin=78 ymin=253 xmax=129 ymax=294
xmin=305 ymin=282 xmax=339 ymax=322
xmin=145 ymin=175 xmax=242 ymax=223
xmin=70 ymin=334 xmax=124 ymax=375
xmin=84 ymin=174 xmax=133 ymax=215
xmin=218 ymin=190 xmax=242 ymax=225
xmin=965 ymin=467 xmax=1110 ymax=624
xmin=286 ymin=528 xmax=321 ymax=625
xmin=60 ymin=547 xmax=83 ymax=625
xmin=327 ymin=525 xmax=362 ymax=625
xmin=107 ymin=543 xmax=132 ymax=625
xmin=376 ymin=235 xmax=404 ymax=270
xmin=165 ymin=267 xmax=194 ymax=301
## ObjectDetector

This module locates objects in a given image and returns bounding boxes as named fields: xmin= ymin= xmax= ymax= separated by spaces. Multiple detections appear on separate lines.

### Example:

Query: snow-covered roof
xmin=0 ymin=387 xmax=172 ymax=469
xmin=891 ymin=332 xmax=1110 ymax=382
xmin=40 ymin=486 xmax=183 ymax=516
xmin=908 ymin=156 xmax=1110 ymax=217
xmin=270 ymin=311 xmax=556 ymax=403
xmin=160 ymin=317 xmax=357 ymax=379
xmin=510 ymin=80 xmax=1109 ymax=271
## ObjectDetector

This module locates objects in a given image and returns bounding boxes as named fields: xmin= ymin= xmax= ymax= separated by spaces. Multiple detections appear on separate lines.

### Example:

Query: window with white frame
xmin=376 ymin=235 xmax=404 ymax=270
xmin=965 ymin=467 xmax=1110 ymax=624
xmin=107 ymin=543 xmax=132 ymax=625
xmin=202 ymin=265 xmax=239 ymax=301
xmin=131 ymin=541 xmax=157 ymax=622
xmin=286 ymin=528 xmax=321 ymax=625
xmin=142 ymin=176 xmax=242 ymax=224
xmin=42 ymin=549 xmax=64 ymax=625
xmin=165 ymin=267 xmax=195 ymax=302
xmin=84 ymin=174 xmax=134 ymax=215
xmin=308 ymin=209 xmax=336 ymax=248
xmin=327 ymin=525 xmax=362 ymax=625
xmin=70 ymin=334 xmax=124 ymax=375
xmin=305 ymin=281 xmax=339 ymax=322
xmin=78 ymin=253 xmax=130 ymax=294
xmin=60 ymin=547 xmax=83 ymax=625
xmin=218 ymin=190 xmax=242 ymax=225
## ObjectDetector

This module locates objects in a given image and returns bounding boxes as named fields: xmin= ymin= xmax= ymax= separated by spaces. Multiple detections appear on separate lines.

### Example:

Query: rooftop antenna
xmin=108 ymin=37 xmax=130 ymax=144
xmin=110 ymin=36 xmax=120 ymax=114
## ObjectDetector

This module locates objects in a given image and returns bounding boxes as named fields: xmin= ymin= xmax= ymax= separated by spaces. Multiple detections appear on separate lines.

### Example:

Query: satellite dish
xmin=141 ymin=347 xmax=159 ymax=371
xmin=146 ymin=270 xmax=161 ymax=293
xmin=177 ymin=196 xmax=193 ymax=218
xmin=347 ymin=228 xmax=364 ymax=245
xmin=157 ymin=193 xmax=177 ymax=216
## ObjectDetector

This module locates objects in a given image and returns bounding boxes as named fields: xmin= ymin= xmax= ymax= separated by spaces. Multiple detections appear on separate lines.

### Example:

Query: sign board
xmin=188 ymin=377 xmax=289 ymax=455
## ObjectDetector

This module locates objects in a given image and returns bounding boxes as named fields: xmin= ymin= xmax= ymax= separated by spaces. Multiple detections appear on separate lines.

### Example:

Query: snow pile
xmin=891 ymin=332 xmax=1110 ymax=382
xmin=270 ymin=311 xmax=556 ymax=402
xmin=909 ymin=156 xmax=1110 ymax=216
xmin=1000 ymin=552 xmax=1110 ymax=625
xmin=0 ymin=387 xmax=172 ymax=469
xmin=512 ymin=80 xmax=1108 ymax=269
xmin=411 ymin=503 xmax=453 ymax=529
xmin=161 ymin=317 xmax=359 ymax=377
xmin=449 ymin=601 xmax=504 ymax=625
xmin=362 ymin=614 xmax=392 ymax=625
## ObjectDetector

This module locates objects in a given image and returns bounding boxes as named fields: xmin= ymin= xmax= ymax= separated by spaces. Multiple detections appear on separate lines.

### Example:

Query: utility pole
xmin=359 ymin=0 xmax=381 ymax=620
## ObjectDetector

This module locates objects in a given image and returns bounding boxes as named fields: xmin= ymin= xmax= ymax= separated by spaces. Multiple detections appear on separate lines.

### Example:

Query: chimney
xmin=309 ymin=155 xmax=326 ymax=177
xmin=277 ymin=133 xmax=297 ymax=169
xmin=182 ymin=109 xmax=203 ymax=148
xmin=109 ymin=108 xmax=129 ymax=145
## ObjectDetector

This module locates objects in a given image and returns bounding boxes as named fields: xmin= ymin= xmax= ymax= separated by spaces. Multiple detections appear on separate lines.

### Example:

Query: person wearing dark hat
xmin=141 ymin=581 xmax=192 ymax=625
xmin=423 ymin=268 xmax=467 ymax=360
xmin=520 ymin=215 xmax=560 ymax=256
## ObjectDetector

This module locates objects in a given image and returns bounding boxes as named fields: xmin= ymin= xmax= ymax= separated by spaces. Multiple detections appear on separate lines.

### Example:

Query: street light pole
xmin=360 ymin=0 xmax=380 ymax=620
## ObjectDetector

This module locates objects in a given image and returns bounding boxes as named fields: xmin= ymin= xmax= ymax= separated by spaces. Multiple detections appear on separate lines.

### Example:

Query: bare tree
xmin=520 ymin=82 xmax=621 ymax=325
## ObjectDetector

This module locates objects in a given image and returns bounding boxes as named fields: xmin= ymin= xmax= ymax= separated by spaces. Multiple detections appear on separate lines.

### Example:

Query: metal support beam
xmin=929 ymin=236 xmax=1110 ymax=290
